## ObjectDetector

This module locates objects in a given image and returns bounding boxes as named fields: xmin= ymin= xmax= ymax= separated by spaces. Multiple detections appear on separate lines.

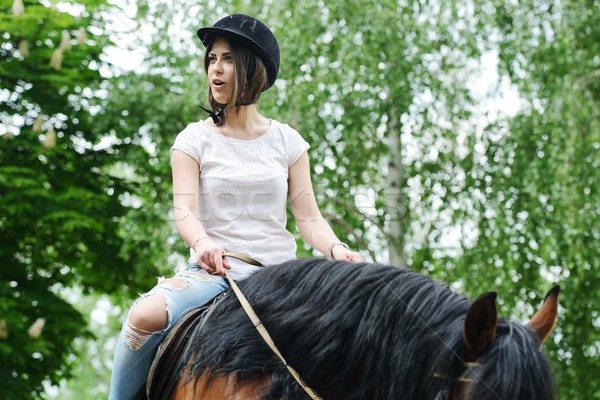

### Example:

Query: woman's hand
xmin=194 ymin=239 xmax=232 ymax=276
xmin=331 ymin=245 xmax=364 ymax=263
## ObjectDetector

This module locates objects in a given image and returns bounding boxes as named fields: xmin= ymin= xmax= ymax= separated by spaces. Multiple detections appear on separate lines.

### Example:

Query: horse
xmin=145 ymin=258 xmax=559 ymax=400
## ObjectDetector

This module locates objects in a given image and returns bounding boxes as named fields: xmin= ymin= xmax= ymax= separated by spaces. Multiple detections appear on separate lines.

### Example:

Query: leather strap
xmin=223 ymin=251 xmax=263 ymax=267
xmin=223 ymin=253 xmax=322 ymax=400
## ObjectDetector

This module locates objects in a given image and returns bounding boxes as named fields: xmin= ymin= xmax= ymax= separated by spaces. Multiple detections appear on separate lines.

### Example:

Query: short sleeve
xmin=171 ymin=123 xmax=203 ymax=165
xmin=282 ymin=124 xmax=310 ymax=166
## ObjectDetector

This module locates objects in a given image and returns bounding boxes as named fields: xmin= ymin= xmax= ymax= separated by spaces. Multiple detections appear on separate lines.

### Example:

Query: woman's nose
xmin=213 ymin=58 xmax=224 ymax=72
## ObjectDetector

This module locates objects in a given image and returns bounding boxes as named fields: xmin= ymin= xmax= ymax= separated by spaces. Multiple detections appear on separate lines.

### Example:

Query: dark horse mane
xmin=180 ymin=258 xmax=555 ymax=399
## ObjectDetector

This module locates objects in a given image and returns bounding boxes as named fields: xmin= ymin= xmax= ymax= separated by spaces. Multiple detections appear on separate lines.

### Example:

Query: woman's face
xmin=207 ymin=37 xmax=235 ymax=104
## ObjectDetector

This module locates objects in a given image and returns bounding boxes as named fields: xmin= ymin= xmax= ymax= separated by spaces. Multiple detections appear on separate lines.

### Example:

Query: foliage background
xmin=1 ymin=0 xmax=598 ymax=398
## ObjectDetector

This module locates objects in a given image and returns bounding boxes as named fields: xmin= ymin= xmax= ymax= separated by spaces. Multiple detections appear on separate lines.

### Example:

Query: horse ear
xmin=463 ymin=291 xmax=498 ymax=360
xmin=527 ymin=285 xmax=560 ymax=347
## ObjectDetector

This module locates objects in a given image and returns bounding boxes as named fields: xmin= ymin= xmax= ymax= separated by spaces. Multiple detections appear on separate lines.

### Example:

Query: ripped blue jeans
xmin=108 ymin=265 xmax=228 ymax=400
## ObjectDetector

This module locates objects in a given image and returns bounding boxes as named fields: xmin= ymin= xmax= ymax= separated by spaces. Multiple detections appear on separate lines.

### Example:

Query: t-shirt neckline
xmin=200 ymin=120 xmax=274 ymax=143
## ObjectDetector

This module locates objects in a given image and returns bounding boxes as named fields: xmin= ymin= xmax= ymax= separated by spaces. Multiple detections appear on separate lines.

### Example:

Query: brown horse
xmin=146 ymin=258 xmax=559 ymax=400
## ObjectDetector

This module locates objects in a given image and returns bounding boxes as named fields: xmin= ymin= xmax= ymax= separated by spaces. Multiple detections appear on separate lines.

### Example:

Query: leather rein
xmin=222 ymin=252 xmax=322 ymax=400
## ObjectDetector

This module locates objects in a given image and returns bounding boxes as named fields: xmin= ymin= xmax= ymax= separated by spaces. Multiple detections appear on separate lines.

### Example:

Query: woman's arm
xmin=288 ymin=152 xmax=363 ymax=262
xmin=171 ymin=149 xmax=231 ymax=275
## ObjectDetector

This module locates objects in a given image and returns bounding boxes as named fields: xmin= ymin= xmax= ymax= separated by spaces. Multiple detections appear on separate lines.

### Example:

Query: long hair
xmin=181 ymin=259 xmax=556 ymax=399
xmin=203 ymin=36 xmax=269 ymax=125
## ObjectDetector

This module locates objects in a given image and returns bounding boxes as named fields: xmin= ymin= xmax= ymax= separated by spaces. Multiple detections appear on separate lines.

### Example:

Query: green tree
xmin=461 ymin=0 xmax=600 ymax=397
xmin=0 ymin=0 xmax=151 ymax=397
xmin=48 ymin=292 xmax=122 ymax=400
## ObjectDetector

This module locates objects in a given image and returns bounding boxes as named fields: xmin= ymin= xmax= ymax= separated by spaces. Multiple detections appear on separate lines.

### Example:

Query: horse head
xmin=446 ymin=285 xmax=560 ymax=400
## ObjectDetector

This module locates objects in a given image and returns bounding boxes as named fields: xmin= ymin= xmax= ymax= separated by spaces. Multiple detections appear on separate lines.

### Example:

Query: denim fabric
xmin=108 ymin=266 xmax=228 ymax=400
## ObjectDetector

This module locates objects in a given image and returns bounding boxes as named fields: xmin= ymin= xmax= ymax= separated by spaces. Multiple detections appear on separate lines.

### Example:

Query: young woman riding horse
xmin=108 ymin=14 xmax=362 ymax=400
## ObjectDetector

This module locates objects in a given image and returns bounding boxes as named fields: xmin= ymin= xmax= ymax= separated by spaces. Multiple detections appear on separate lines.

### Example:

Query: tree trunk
xmin=385 ymin=102 xmax=407 ymax=268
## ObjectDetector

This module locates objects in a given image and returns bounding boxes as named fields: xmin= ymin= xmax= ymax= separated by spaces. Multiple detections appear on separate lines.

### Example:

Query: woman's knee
xmin=129 ymin=295 xmax=168 ymax=332
xmin=123 ymin=295 xmax=168 ymax=350
xmin=121 ymin=274 xmax=217 ymax=351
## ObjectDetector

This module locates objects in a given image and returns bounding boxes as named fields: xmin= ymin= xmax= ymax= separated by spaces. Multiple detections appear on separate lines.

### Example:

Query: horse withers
xmin=147 ymin=258 xmax=559 ymax=400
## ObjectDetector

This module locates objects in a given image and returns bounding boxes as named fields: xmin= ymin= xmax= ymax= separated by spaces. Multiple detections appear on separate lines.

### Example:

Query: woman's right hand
xmin=194 ymin=239 xmax=232 ymax=276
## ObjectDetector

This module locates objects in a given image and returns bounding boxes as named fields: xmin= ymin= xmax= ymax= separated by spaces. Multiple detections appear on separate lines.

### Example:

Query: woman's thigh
xmin=127 ymin=267 xmax=227 ymax=336
xmin=145 ymin=267 xmax=228 ymax=325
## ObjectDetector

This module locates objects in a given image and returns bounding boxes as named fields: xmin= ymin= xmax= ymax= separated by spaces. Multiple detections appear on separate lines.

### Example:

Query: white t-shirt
xmin=171 ymin=119 xmax=310 ymax=280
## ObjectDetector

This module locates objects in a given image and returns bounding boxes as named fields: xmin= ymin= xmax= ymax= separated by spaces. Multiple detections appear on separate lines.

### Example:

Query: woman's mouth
xmin=212 ymin=79 xmax=226 ymax=89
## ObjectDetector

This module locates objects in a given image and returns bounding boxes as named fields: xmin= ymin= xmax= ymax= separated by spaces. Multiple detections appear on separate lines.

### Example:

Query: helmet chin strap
xmin=199 ymin=94 xmax=259 ymax=124
xmin=199 ymin=105 xmax=223 ymax=124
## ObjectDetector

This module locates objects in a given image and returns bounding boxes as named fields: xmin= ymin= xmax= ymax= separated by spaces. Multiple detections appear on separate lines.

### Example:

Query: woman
xmin=109 ymin=14 xmax=362 ymax=399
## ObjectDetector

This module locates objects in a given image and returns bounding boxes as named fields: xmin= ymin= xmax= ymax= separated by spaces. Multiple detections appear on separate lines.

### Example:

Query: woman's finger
xmin=200 ymin=259 xmax=215 ymax=274
xmin=212 ymin=252 xmax=225 ymax=276
xmin=222 ymin=256 xmax=232 ymax=270
xmin=351 ymin=252 xmax=364 ymax=262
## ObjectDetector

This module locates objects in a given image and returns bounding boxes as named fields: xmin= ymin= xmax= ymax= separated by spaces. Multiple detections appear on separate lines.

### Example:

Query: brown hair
xmin=203 ymin=37 xmax=269 ymax=125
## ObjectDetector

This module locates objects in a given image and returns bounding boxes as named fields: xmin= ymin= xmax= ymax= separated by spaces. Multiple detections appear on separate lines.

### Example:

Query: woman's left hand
xmin=332 ymin=246 xmax=364 ymax=263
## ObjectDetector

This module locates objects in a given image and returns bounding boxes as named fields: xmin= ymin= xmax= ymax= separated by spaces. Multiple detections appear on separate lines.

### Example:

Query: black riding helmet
xmin=197 ymin=14 xmax=280 ymax=91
